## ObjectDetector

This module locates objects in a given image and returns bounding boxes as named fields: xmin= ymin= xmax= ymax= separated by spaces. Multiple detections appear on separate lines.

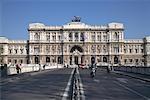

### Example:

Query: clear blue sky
xmin=0 ymin=0 xmax=150 ymax=40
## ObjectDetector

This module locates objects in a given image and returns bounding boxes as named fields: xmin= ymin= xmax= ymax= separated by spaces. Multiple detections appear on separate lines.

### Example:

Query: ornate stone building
xmin=0 ymin=17 xmax=150 ymax=66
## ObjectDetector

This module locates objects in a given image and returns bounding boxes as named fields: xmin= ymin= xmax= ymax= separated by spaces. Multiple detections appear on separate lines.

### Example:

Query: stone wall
xmin=7 ymin=64 xmax=63 ymax=75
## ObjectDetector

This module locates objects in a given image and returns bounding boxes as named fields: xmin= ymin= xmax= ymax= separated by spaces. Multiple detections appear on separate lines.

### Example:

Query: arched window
xmin=57 ymin=56 xmax=61 ymax=64
xmin=114 ymin=56 xmax=118 ymax=64
xmin=46 ymin=57 xmax=50 ymax=63
xmin=70 ymin=45 xmax=83 ymax=53
xmin=91 ymin=56 xmax=95 ymax=64
xmin=35 ymin=56 xmax=39 ymax=64
xmin=103 ymin=57 xmax=107 ymax=62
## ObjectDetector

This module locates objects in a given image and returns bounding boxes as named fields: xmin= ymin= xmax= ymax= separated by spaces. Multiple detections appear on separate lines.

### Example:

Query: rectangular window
xmin=69 ymin=33 xmax=73 ymax=41
xmin=9 ymin=49 xmax=12 ymax=54
xmin=130 ymin=59 xmax=132 ymax=63
xmin=15 ymin=49 xmax=18 ymax=54
xmin=75 ymin=33 xmax=79 ymax=41
xmin=0 ymin=46 xmax=3 ymax=54
xmin=103 ymin=35 xmax=107 ymax=42
xmin=124 ymin=49 xmax=127 ymax=53
xmin=114 ymin=47 xmax=119 ymax=54
xmin=52 ymin=36 xmax=55 ymax=41
xmin=97 ymin=35 xmax=101 ymax=41
xmin=129 ymin=49 xmax=132 ymax=53
xmin=46 ymin=46 xmax=50 ymax=54
xmin=124 ymin=59 xmax=127 ymax=64
xmin=135 ymin=49 xmax=138 ymax=53
xmin=136 ymin=59 xmax=138 ymax=63
xmin=46 ymin=35 xmax=50 ymax=41
xmin=91 ymin=35 xmax=95 ymax=41
xmin=141 ymin=49 xmax=144 ymax=53
xmin=14 ymin=59 xmax=17 ymax=64
xmin=20 ymin=59 xmax=23 ymax=63
xmin=8 ymin=59 xmax=11 ymax=63
xmin=58 ymin=35 xmax=61 ymax=41
xmin=20 ymin=49 xmax=23 ymax=54
xmin=34 ymin=47 xmax=40 ymax=54
xmin=80 ymin=32 xmax=84 ymax=41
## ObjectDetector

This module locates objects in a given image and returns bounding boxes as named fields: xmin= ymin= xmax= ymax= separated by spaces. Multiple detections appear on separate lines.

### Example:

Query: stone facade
xmin=0 ymin=17 xmax=150 ymax=66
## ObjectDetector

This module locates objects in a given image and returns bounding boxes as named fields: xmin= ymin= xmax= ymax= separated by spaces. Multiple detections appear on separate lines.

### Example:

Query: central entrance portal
xmin=74 ymin=56 xmax=78 ymax=65
xmin=70 ymin=45 xmax=83 ymax=65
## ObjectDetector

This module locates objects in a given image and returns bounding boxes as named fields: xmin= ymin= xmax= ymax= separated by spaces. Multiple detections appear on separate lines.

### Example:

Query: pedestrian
xmin=16 ymin=64 xmax=21 ymax=74
xmin=90 ymin=63 xmax=96 ymax=78
xmin=107 ymin=65 xmax=110 ymax=73
xmin=43 ymin=64 xmax=46 ymax=70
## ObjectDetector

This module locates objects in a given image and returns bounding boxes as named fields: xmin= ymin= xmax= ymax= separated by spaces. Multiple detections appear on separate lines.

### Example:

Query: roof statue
xmin=71 ymin=16 xmax=81 ymax=22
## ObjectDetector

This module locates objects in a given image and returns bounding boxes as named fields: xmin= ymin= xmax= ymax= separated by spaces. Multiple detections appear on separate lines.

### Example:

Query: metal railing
xmin=69 ymin=67 xmax=84 ymax=100
xmin=114 ymin=66 xmax=150 ymax=75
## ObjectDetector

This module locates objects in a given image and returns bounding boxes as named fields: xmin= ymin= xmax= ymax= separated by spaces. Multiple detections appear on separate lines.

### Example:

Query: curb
xmin=114 ymin=71 xmax=150 ymax=82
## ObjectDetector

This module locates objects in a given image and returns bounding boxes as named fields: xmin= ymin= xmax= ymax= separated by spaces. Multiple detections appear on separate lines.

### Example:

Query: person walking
xmin=90 ymin=63 xmax=96 ymax=78
xmin=107 ymin=65 xmax=110 ymax=73
xmin=16 ymin=64 xmax=21 ymax=74
xmin=43 ymin=64 xmax=46 ymax=70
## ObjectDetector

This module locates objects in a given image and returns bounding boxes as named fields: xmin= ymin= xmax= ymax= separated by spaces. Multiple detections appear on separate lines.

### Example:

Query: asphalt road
xmin=1 ymin=68 xmax=73 ymax=100
xmin=79 ymin=68 xmax=150 ymax=100
xmin=1 ymin=67 xmax=150 ymax=100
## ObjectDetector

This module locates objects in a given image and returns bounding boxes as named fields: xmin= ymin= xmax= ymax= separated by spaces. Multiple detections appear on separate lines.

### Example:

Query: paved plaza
xmin=1 ymin=67 xmax=150 ymax=100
